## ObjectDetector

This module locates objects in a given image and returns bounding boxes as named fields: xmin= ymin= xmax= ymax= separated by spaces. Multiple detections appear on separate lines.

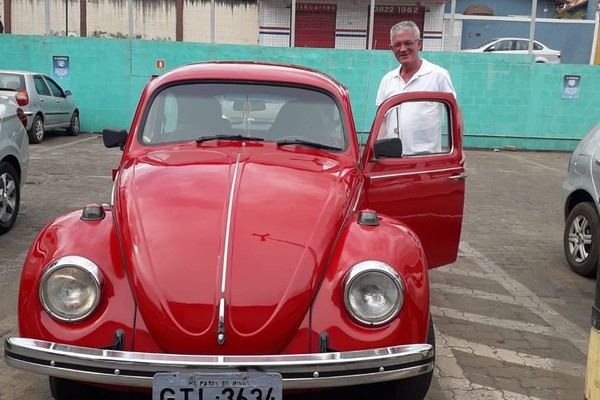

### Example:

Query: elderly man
xmin=376 ymin=21 xmax=456 ymax=155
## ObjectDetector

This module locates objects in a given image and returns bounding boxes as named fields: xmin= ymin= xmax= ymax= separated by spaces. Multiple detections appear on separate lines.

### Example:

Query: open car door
xmin=361 ymin=91 xmax=466 ymax=269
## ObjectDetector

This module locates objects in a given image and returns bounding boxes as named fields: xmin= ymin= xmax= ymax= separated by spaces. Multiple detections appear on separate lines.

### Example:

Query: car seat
xmin=176 ymin=96 xmax=231 ymax=140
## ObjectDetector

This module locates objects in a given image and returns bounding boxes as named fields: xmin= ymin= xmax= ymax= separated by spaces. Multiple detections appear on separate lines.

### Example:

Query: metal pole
xmin=585 ymin=258 xmax=600 ymax=399
xmin=290 ymin=0 xmax=296 ymax=47
xmin=528 ymin=0 xmax=538 ymax=54
xmin=45 ymin=0 xmax=50 ymax=35
xmin=367 ymin=0 xmax=375 ymax=50
xmin=210 ymin=0 xmax=215 ymax=44
xmin=591 ymin=4 xmax=599 ymax=64
xmin=65 ymin=0 xmax=68 ymax=36
xmin=128 ymin=0 xmax=133 ymax=38
xmin=448 ymin=0 xmax=457 ymax=51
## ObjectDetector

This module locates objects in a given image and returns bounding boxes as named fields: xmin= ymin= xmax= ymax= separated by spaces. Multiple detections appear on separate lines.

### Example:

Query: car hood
xmin=115 ymin=147 xmax=354 ymax=354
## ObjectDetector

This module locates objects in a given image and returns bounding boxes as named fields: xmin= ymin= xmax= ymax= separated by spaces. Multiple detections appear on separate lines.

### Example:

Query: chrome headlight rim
xmin=39 ymin=256 xmax=102 ymax=323
xmin=343 ymin=260 xmax=404 ymax=327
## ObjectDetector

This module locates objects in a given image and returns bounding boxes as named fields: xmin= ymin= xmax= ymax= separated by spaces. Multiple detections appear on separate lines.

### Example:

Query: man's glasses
xmin=390 ymin=39 xmax=420 ymax=50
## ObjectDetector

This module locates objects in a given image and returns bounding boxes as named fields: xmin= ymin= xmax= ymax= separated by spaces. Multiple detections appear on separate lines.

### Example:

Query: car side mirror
xmin=374 ymin=138 xmax=403 ymax=158
xmin=103 ymin=128 xmax=128 ymax=150
xmin=64 ymin=90 xmax=72 ymax=97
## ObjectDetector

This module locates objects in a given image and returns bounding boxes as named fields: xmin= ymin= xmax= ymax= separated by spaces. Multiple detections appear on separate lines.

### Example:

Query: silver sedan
xmin=0 ymin=94 xmax=29 ymax=234
xmin=562 ymin=122 xmax=600 ymax=276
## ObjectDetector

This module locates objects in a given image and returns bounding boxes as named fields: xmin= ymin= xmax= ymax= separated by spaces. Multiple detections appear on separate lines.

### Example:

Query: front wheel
xmin=325 ymin=317 xmax=435 ymax=400
xmin=50 ymin=377 xmax=95 ymax=400
xmin=66 ymin=111 xmax=80 ymax=136
xmin=564 ymin=202 xmax=600 ymax=277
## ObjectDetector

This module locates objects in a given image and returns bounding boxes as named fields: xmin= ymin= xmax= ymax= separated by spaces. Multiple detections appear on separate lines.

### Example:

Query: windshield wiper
xmin=276 ymin=139 xmax=342 ymax=151
xmin=196 ymin=134 xmax=264 ymax=143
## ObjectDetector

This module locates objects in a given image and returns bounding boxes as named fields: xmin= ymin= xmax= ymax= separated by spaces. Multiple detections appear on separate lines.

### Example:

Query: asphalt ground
xmin=0 ymin=133 xmax=593 ymax=400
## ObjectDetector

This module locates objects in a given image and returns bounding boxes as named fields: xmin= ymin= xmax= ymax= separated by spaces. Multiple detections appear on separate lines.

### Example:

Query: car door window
xmin=534 ymin=42 xmax=543 ymax=51
xmin=516 ymin=40 xmax=529 ymax=51
xmin=496 ymin=40 xmax=513 ymax=51
xmin=45 ymin=78 xmax=65 ymax=97
xmin=33 ymin=76 xmax=51 ymax=96
xmin=380 ymin=101 xmax=451 ymax=156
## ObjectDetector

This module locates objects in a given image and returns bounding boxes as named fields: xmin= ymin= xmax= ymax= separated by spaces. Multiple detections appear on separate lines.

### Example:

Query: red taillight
xmin=16 ymin=108 xmax=27 ymax=127
xmin=15 ymin=91 xmax=29 ymax=106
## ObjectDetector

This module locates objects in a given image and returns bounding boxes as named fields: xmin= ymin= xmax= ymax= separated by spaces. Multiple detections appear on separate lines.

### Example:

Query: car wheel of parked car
xmin=49 ymin=377 xmax=103 ymax=400
xmin=564 ymin=202 xmax=600 ymax=277
xmin=28 ymin=115 xmax=45 ymax=144
xmin=329 ymin=316 xmax=435 ymax=400
xmin=0 ymin=162 xmax=20 ymax=235
xmin=66 ymin=111 xmax=80 ymax=136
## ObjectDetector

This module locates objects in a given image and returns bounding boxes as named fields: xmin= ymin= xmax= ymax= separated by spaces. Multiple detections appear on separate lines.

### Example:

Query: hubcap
xmin=0 ymin=173 xmax=17 ymax=224
xmin=35 ymin=120 xmax=44 ymax=140
xmin=568 ymin=215 xmax=593 ymax=263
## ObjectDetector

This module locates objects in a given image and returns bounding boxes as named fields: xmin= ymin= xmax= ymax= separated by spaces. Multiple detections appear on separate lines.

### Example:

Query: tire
xmin=28 ymin=114 xmax=45 ymax=144
xmin=0 ymin=162 xmax=20 ymax=235
xmin=66 ymin=111 xmax=80 ymax=136
xmin=564 ymin=202 xmax=600 ymax=277
xmin=323 ymin=316 xmax=435 ymax=400
xmin=49 ymin=377 xmax=101 ymax=400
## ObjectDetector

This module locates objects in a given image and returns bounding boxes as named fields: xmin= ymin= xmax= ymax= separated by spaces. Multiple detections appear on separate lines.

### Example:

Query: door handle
xmin=595 ymin=159 xmax=600 ymax=166
xmin=448 ymin=172 xmax=468 ymax=181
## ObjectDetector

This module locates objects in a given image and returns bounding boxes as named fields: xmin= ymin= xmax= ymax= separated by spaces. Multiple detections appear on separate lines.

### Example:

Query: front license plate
xmin=152 ymin=372 xmax=283 ymax=400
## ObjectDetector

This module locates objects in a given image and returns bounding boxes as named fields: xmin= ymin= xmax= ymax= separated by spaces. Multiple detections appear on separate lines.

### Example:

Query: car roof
xmin=490 ymin=37 xmax=544 ymax=43
xmin=148 ymin=61 xmax=349 ymax=99
xmin=0 ymin=70 xmax=46 ymax=76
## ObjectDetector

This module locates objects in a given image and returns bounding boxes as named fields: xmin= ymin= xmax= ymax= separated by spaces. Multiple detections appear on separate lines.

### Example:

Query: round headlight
xmin=39 ymin=256 xmax=102 ymax=322
xmin=343 ymin=261 xmax=404 ymax=326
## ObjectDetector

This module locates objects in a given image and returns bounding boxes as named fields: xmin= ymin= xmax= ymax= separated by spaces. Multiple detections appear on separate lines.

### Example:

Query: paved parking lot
xmin=0 ymin=133 xmax=594 ymax=399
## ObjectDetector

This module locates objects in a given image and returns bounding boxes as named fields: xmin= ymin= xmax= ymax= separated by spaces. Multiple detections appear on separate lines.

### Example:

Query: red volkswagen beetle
xmin=5 ymin=62 xmax=465 ymax=400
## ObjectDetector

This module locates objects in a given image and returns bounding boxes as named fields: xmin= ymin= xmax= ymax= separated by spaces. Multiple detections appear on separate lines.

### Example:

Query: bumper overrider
xmin=5 ymin=338 xmax=433 ymax=389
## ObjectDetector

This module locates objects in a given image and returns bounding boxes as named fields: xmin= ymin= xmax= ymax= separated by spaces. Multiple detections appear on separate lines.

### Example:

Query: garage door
xmin=370 ymin=5 xmax=425 ymax=49
xmin=295 ymin=3 xmax=337 ymax=48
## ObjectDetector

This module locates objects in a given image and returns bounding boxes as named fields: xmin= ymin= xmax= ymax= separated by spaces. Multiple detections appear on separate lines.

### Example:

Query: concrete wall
xmin=1 ymin=34 xmax=599 ymax=151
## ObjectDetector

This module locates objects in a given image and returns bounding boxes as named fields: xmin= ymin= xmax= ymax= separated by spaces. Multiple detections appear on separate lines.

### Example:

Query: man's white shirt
xmin=376 ymin=59 xmax=456 ymax=155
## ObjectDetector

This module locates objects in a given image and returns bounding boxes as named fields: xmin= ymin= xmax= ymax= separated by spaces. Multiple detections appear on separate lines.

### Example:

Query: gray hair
xmin=390 ymin=21 xmax=420 ymax=42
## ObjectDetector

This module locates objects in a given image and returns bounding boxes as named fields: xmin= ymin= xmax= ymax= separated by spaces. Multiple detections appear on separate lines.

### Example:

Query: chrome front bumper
xmin=5 ymin=338 xmax=433 ymax=390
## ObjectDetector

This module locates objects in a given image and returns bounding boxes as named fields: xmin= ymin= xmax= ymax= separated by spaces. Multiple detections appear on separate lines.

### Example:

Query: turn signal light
xmin=15 ymin=91 xmax=29 ymax=106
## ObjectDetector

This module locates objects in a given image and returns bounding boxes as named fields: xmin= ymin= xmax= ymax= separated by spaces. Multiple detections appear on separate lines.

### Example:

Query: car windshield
xmin=141 ymin=83 xmax=346 ymax=151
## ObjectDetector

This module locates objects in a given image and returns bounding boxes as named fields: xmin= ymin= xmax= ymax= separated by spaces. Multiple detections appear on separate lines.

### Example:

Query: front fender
xmin=310 ymin=213 xmax=429 ymax=352
xmin=18 ymin=206 xmax=136 ymax=350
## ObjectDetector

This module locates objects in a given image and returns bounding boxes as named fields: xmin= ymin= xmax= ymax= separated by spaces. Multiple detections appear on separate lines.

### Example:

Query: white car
xmin=0 ymin=94 xmax=29 ymax=234
xmin=462 ymin=38 xmax=561 ymax=63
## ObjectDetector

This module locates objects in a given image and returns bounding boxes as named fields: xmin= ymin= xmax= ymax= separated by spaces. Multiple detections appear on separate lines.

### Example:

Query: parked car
xmin=4 ymin=62 xmax=466 ymax=400
xmin=462 ymin=38 xmax=561 ymax=63
xmin=0 ymin=70 xmax=80 ymax=144
xmin=0 ymin=93 xmax=29 ymax=234
xmin=562 ymin=122 xmax=600 ymax=277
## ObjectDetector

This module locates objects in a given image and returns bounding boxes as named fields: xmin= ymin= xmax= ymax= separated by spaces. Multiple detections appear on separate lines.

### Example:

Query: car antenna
xmin=360 ymin=39 xmax=377 ymax=147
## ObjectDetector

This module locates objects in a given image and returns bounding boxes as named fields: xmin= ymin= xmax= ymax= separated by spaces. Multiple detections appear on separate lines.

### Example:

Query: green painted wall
xmin=1 ymin=34 xmax=599 ymax=151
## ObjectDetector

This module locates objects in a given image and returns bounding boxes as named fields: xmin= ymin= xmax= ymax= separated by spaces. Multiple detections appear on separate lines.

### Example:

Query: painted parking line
xmin=29 ymin=134 xmax=99 ymax=156
xmin=455 ymin=242 xmax=588 ymax=353
xmin=435 ymin=332 xmax=547 ymax=400
xmin=432 ymin=241 xmax=588 ymax=399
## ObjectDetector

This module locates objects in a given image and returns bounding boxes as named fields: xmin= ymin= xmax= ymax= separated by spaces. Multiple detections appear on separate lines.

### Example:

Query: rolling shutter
xmin=295 ymin=3 xmax=337 ymax=48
